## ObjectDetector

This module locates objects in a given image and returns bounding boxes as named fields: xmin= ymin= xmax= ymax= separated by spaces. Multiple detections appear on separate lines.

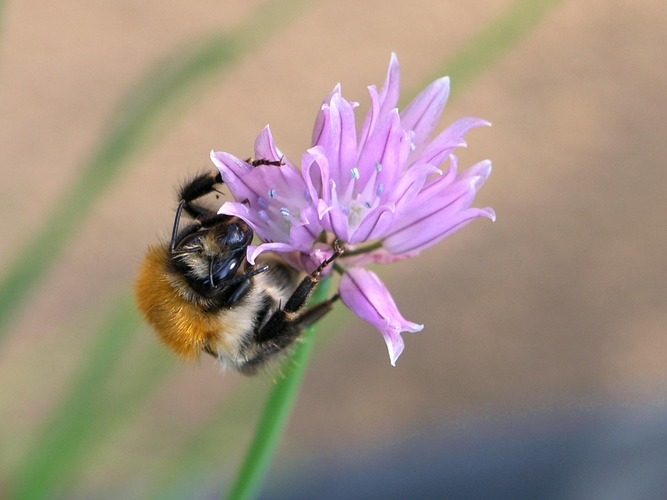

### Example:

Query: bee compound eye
xmin=209 ymin=251 xmax=244 ymax=286
xmin=218 ymin=222 xmax=252 ymax=248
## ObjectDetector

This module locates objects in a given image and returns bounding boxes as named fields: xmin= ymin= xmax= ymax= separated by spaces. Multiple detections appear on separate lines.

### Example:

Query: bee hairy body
xmin=135 ymin=171 xmax=340 ymax=375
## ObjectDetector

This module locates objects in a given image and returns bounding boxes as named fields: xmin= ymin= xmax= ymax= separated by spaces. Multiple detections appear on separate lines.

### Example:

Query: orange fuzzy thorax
xmin=135 ymin=245 xmax=226 ymax=360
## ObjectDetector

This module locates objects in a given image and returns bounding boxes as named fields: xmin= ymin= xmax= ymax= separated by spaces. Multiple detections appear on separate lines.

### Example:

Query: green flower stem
xmin=341 ymin=240 xmax=383 ymax=257
xmin=226 ymin=278 xmax=331 ymax=500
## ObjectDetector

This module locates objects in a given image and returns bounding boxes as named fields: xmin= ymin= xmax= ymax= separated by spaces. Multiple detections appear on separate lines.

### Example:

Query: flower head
xmin=211 ymin=54 xmax=494 ymax=364
xmin=304 ymin=54 xmax=494 ymax=262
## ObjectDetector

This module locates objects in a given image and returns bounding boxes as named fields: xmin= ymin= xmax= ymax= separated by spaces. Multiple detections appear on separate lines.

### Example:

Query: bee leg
xmin=178 ymin=170 xmax=223 ymax=219
xmin=285 ymin=293 xmax=340 ymax=331
xmin=171 ymin=171 xmax=238 ymax=251
xmin=240 ymin=242 xmax=344 ymax=373
xmin=255 ymin=242 xmax=343 ymax=343
xmin=239 ymin=294 xmax=340 ymax=375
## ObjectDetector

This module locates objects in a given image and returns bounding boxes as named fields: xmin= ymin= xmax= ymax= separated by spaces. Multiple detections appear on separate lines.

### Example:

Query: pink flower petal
xmin=378 ymin=52 xmax=401 ymax=117
xmin=358 ymin=53 xmax=400 ymax=152
xmin=314 ymin=93 xmax=358 ymax=191
xmin=390 ymin=163 xmax=442 ymax=214
xmin=212 ymin=147 xmax=319 ymax=249
xmin=400 ymin=76 xmax=450 ymax=152
xmin=302 ymin=146 xmax=331 ymax=205
xmin=339 ymin=267 xmax=423 ymax=366
xmin=246 ymin=242 xmax=301 ymax=265
xmin=419 ymin=117 xmax=491 ymax=167
xmin=357 ymin=109 xmax=410 ymax=192
xmin=349 ymin=203 xmax=396 ymax=243
xmin=312 ymin=84 xmax=342 ymax=146
xmin=383 ymin=159 xmax=494 ymax=256
xmin=254 ymin=125 xmax=295 ymax=169
xmin=210 ymin=151 xmax=256 ymax=202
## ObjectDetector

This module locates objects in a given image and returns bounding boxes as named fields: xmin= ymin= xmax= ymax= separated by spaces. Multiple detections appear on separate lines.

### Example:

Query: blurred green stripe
xmin=62 ymin=324 xmax=176 ymax=498
xmin=147 ymin=378 xmax=269 ymax=500
xmin=4 ymin=0 xmax=319 ymax=496
xmin=429 ymin=0 xmax=562 ymax=98
xmin=0 ymin=0 xmax=317 ymax=343
xmin=9 ymin=294 xmax=142 ymax=499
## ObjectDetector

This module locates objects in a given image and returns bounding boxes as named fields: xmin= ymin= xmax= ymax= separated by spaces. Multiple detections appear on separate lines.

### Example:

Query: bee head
xmin=171 ymin=217 xmax=254 ymax=297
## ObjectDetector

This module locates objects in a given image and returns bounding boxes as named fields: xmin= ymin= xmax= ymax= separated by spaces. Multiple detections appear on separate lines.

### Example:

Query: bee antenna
xmin=209 ymin=257 xmax=217 ymax=288
xmin=222 ymin=265 xmax=269 ymax=288
xmin=170 ymin=200 xmax=186 ymax=252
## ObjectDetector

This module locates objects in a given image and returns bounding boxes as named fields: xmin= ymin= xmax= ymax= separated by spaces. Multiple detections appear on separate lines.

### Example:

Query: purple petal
xmin=383 ymin=159 xmax=494 ymax=255
xmin=218 ymin=200 xmax=252 ymax=221
xmin=349 ymin=203 xmax=396 ymax=243
xmin=246 ymin=242 xmax=301 ymax=265
xmin=378 ymin=53 xmax=401 ymax=117
xmin=358 ymin=85 xmax=381 ymax=155
xmin=339 ymin=267 xmax=423 ymax=366
xmin=213 ymin=149 xmax=319 ymax=248
xmin=419 ymin=117 xmax=491 ymax=167
xmin=254 ymin=125 xmax=295 ymax=169
xmin=312 ymin=84 xmax=342 ymax=146
xmin=385 ymin=207 xmax=495 ymax=256
xmin=210 ymin=151 xmax=256 ymax=202
xmin=390 ymin=162 xmax=442 ymax=214
xmin=400 ymin=76 xmax=450 ymax=151
xmin=302 ymin=145 xmax=333 ymax=206
xmin=358 ymin=53 xmax=401 ymax=154
xmin=280 ymin=243 xmax=340 ymax=275
xmin=314 ymin=93 xmax=358 ymax=190
xmin=318 ymin=201 xmax=352 ymax=242
xmin=357 ymin=109 xmax=410 ymax=191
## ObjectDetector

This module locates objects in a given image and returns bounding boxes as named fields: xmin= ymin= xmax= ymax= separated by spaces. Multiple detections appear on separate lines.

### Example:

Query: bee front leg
xmin=256 ymin=242 xmax=343 ymax=342
xmin=238 ymin=293 xmax=340 ymax=375
xmin=178 ymin=171 xmax=223 ymax=219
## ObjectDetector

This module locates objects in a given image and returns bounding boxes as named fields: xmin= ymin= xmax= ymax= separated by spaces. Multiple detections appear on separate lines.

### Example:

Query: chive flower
xmin=211 ymin=54 xmax=494 ymax=365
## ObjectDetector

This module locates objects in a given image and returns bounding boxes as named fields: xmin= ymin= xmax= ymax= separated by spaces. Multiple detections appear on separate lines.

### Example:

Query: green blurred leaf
xmin=4 ymin=0 xmax=319 ymax=496
xmin=427 ymin=0 xmax=562 ymax=98
xmin=9 ymin=294 xmax=142 ymax=498
xmin=146 ymin=377 xmax=269 ymax=500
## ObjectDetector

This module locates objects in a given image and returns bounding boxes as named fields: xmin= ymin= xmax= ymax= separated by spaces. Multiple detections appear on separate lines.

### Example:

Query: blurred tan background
xmin=1 ymin=0 xmax=666 ymax=497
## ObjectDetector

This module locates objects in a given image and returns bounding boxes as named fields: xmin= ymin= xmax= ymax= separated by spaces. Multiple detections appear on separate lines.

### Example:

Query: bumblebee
xmin=135 ymin=170 xmax=341 ymax=375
